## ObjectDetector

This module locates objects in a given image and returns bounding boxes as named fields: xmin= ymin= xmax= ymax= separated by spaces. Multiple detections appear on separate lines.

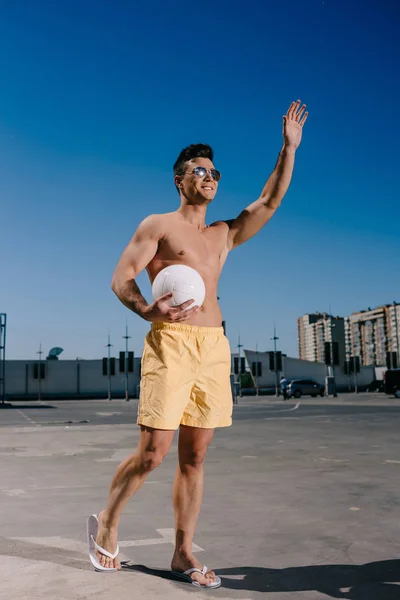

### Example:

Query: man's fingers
xmin=157 ymin=292 xmax=174 ymax=303
xmin=174 ymin=306 xmax=200 ymax=321
xmin=175 ymin=298 xmax=196 ymax=310
xmin=296 ymin=104 xmax=307 ymax=122
xmin=288 ymin=100 xmax=300 ymax=118
xmin=299 ymin=111 xmax=309 ymax=126
xmin=180 ymin=305 xmax=200 ymax=316
xmin=287 ymin=102 xmax=296 ymax=118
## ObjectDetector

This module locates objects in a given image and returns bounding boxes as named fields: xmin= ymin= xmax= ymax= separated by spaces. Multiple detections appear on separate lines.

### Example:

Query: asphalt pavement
xmin=1 ymin=395 xmax=400 ymax=599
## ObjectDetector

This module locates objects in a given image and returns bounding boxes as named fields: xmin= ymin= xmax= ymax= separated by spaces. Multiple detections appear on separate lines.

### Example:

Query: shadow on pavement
xmin=2 ymin=537 xmax=399 ymax=598
xmin=123 ymin=560 xmax=400 ymax=599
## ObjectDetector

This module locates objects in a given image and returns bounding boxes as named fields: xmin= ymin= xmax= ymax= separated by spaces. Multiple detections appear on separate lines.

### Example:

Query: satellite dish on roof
xmin=49 ymin=347 xmax=63 ymax=356
xmin=47 ymin=347 xmax=64 ymax=360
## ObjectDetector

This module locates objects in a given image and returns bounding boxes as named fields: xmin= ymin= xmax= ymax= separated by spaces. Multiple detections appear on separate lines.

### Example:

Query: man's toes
xmin=206 ymin=570 xmax=215 ymax=579
xmin=98 ymin=553 xmax=105 ymax=567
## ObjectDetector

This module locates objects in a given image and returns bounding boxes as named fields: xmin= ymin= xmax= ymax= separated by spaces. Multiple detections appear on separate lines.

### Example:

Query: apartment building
xmin=297 ymin=313 xmax=345 ymax=365
xmin=345 ymin=302 xmax=400 ymax=366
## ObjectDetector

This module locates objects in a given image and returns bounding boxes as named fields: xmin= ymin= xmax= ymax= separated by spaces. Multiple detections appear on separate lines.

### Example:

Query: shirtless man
xmin=87 ymin=100 xmax=308 ymax=587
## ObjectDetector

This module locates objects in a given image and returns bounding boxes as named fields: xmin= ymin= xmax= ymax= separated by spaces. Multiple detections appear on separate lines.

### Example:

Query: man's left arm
xmin=226 ymin=100 xmax=308 ymax=250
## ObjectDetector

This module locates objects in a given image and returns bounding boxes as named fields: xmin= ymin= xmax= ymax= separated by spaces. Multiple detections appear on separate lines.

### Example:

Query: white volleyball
xmin=152 ymin=265 xmax=206 ymax=310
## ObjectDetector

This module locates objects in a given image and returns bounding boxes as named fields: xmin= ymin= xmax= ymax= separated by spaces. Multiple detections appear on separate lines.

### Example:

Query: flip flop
xmin=87 ymin=514 xmax=120 ymax=572
xmin=171 ymin=565 xmax=222 ymax=588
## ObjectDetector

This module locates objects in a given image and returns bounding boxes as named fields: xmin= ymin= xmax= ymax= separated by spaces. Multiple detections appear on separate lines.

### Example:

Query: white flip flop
xmin=171 ymin=565 xmax=222 ymax=588
xmin=87 ymin=514 xmax=120 ymax=572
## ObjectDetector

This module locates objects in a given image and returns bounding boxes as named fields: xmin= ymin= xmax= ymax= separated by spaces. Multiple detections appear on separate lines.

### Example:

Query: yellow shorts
xmin=137 ymin=322 xmax=233 ymax=430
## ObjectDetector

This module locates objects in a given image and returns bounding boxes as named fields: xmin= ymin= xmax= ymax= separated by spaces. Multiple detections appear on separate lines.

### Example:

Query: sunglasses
xmin=183 ymin=166 xmax=221 ymax=182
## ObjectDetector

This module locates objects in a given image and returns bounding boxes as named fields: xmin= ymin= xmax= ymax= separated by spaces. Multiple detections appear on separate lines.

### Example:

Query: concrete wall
xmin=4 ymin=358 xmax=141 ymax=399
xmin=4 ymin=350 xmax=378 ymax=400
xmin=243 ymin=350 xmax=376 ymax=391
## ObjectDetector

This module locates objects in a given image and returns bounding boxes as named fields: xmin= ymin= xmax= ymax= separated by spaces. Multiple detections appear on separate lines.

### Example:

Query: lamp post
xmin=271 ymin=326 xmax=279 ymax=397
xmin=37 ymin=342 xmax=43 ymax=402
xmin=255 ymin=341 xmax=259 ymax=395
xmin=237 ymin=334 xmax=243 ymax=398
xmin=123 ymin=322 xmax=131 ymax=402
xmin=330 ymin=318 xmax=337 ymax=397
xmin=106 ymin=334 xmax=112 ymax=401
xmin=0 ymin=313 xmax=6 ymax=405
xmin=353 ymin=356 xmax=359 ymax=394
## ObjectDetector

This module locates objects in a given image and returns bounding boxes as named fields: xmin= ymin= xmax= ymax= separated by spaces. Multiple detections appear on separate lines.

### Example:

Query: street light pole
xmin=106 ymin=334 xmax=112 ymax=401
xmin=0 ymin=313 xmax=6 ymax=406
xmin=330 ymin=317 xmax=337 ymax=397
xmin=255 ymin=341 xmax=259 ymax=395
xmin=37 ymin=342 xmax=43 ymax=402
xmin=237 ymin=334 xmax=243 ymax=398
xmin=354 ymin=357 xmax=358 ymax=394
xmin=271 ymin=326 xmax=279 ymax=397
xmin=123 ymin=322 xmax=131 ymax=402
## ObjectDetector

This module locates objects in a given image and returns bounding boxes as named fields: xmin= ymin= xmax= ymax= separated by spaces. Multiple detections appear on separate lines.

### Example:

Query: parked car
xmin=384 ymin=369 xmax=400 ymax=395
xmin=365 ymin=379 xmax=384 ymax=393
xmin=287 ymin=378 xmax=325 ymax=398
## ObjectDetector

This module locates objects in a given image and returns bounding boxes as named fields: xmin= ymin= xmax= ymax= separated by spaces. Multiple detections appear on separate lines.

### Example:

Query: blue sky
xmin=1 ymin=0 xmax=399 ymax=360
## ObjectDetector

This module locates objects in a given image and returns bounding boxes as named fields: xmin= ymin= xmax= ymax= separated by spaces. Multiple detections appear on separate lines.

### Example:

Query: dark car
xmin=287 ymin=378 xmax=325 ymax=398
xmin=384 ymin=369 xmax=400 ymax=395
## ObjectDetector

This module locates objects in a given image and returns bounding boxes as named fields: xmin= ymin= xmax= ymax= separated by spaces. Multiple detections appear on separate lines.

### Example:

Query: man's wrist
xmin=281 ymin=143 xmax=297 ymax=156
xmin=134 ymin=301 xmax=150 ymax=319
xmin=139 ymin=305 xmax=152 ymax=321
xmin=124 ymin=295 xmax=150 ymax=319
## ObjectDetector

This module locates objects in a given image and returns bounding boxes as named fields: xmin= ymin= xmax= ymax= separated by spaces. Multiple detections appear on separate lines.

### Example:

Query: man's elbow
xmin=111 ymin=273 xmax=120 ymax=295
xmin=262 ymin=193 xmax=282 ymax=211
xmin=111 ymin=271 xmax=135 ymax=300
xmin=266 ymin=199 xmax=282 ymax=210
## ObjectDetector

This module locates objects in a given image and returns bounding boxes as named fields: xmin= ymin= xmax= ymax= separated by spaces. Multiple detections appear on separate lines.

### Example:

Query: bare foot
xmin=171 ymin=550 xmax=217 ymax=586
xmin=95 ymin=510 xmax=121 ymax=570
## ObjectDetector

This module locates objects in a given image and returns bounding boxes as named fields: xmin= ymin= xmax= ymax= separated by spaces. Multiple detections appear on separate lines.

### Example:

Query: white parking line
xmin=11 ymin=529 xmax=205 ymax=556
xmin=120 ymin=529 xmax=204 ymax=552
xmin=263 ymin=401 xmax=301 ymax=418
xmin=16 ymin=409 xmax=41 ymax=427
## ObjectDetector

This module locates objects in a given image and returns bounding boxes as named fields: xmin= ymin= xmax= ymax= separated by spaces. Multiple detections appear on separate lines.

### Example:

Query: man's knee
xmin=137 ymin=447 xmax=168 ymax=473
xmin=135 ymin=426 xmax=174 ymax=474
xmin=179 ymin=447 xmax=207 ymax=469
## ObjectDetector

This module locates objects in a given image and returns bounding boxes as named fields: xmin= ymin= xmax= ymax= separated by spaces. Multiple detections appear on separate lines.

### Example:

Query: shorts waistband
xmin=151 ymin=322 xmax=224 ymax=336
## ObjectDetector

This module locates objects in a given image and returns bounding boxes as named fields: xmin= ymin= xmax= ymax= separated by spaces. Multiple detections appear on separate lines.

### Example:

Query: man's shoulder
xmin=134 ymin=213 xmax=173 ymax=242
xmin=208 ymin=219 xmax=231 ymax=231
xmin=139 ymin=212 xmax=174 ymax=231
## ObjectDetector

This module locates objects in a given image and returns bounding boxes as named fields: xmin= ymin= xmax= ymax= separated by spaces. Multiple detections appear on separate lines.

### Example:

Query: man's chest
xmin=157 ymin=226 xmax=228 ymax=269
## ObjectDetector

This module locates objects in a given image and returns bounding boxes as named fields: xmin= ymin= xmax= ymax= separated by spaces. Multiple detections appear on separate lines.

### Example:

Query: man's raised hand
xmin=283 ymin=100 xmax=308 ymax=150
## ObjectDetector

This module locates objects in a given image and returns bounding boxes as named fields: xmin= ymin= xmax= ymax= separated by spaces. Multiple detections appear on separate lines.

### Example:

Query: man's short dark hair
xmin=173 ymin=143 xmax=214 ymax=178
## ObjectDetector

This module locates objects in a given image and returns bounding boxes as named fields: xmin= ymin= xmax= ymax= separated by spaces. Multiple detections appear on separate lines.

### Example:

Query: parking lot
xmin=1 ymin=395 xmax=400 ymax=599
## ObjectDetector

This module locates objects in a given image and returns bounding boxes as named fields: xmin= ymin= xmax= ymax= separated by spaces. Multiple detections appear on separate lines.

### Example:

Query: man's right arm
xmin=111 ymin=215 xmax=162 ymax=319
